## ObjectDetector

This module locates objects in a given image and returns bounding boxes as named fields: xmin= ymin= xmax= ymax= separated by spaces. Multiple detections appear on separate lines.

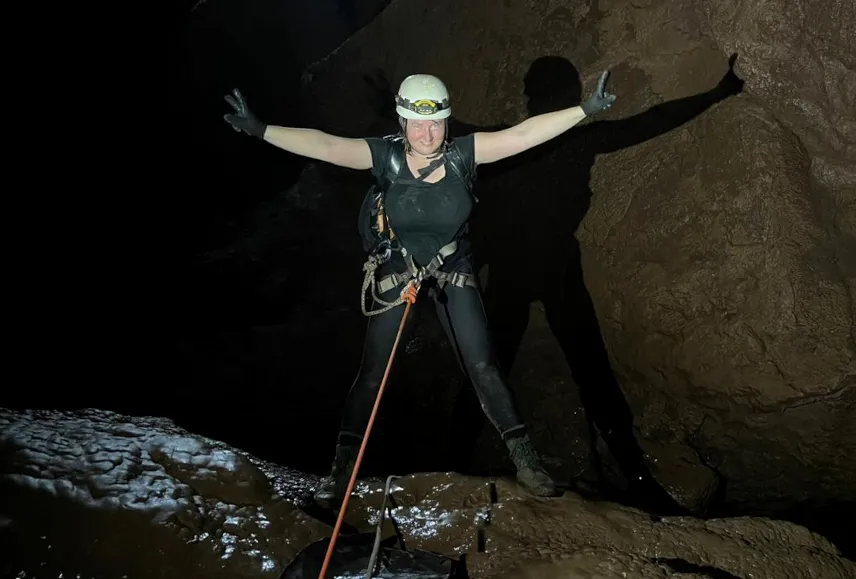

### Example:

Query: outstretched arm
xmin=223 ymin=89 xmax=373 ymax=170
xmin=473 ymin=71 xmax=616 ymax=165
xmin=473 ymin=106 xmax=587 ymax=165
xmin=264 ymin=126 xmax=372 ymax=170
xmin=589 ymin=54 xmax=744 ymax=155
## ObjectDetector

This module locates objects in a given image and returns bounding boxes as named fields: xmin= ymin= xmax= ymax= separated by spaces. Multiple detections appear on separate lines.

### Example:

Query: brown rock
xmin=698 ymin=0 xmax=856 ymax=187
xmin=0 ymin=408 xmax=329 ymax=578
xmin=295 ymin=0 xmax=855 ymax=521
xmin=635 ymin=436 xmax=721 ymax=515
xmin=580 ymin=95 xmax=856 ymax=509
xmin=2 ymin=408 xmax=853 ymax=578
xmin=341 ymin=475 xmax=855 ymax=579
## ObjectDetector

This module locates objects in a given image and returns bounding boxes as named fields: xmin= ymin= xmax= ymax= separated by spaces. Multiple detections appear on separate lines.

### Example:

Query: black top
xmin=365 ymin=134 xmax=476 ymax=274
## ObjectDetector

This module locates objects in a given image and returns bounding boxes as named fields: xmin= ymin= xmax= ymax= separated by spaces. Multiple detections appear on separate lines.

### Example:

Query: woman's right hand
xmin=223 ymin=88 xmax=267 ymax=139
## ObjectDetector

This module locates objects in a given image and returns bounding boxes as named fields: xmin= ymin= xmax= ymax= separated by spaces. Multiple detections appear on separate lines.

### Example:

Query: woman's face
xmin=404 ymin=118 xmax=446 ymax=156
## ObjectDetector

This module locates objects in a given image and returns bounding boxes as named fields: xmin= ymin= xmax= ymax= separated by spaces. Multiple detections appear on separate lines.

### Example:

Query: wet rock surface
xmin=290 ymin=0 xmax=854 ymax=523
xmin=167 ymin=0 xmax=854 ymax=562
xmin=2 ymin=408 xmax=853 ymax=578
xmin=0 ymin=408 xmax=328 ymax=578
xmin=467 ymin=480 xmax=854 ymax=579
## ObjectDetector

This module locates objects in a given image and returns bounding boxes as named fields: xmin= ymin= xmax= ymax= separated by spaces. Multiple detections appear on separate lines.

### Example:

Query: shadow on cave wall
xmin=359 ymin=56 xmax=742 ymax=515
xmin=351 ymin=57 xmax=854 ymax=557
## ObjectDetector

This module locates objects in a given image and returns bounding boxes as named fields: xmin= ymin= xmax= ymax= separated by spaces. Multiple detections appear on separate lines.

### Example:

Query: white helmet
xmin=395 ymin=74 xmax=452 ymax=120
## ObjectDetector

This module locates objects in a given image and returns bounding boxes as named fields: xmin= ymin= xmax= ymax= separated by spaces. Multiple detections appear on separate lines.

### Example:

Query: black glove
xmin=223 ymin=88 xmax=267 ymax=139
xmin=581 ymin=71 xmax=617 ymax=116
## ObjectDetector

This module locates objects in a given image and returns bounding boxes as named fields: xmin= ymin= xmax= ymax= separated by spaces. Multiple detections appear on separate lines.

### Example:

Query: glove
xmin=581 ymin=71 xmax=616 ymax=116
xmin=223 ymin=88 xmax=267 ymax=138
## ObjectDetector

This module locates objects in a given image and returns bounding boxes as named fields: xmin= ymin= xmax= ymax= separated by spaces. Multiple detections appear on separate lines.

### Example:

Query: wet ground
xmin=2 ymin=408 xmax=853 ymax=578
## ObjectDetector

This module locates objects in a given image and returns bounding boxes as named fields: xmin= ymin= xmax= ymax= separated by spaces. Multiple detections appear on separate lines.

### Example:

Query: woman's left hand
xmin=581 ymin=71 xmax=617 ymax=116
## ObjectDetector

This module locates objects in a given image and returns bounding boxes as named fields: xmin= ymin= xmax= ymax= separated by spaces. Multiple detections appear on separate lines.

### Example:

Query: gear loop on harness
xmin=361 ymin=238 xmax=484 ymax=317
xmin=360 ymin=251 xmax=423 ymax=316
xmin=361 ymin=254 xmax=405 ymax=316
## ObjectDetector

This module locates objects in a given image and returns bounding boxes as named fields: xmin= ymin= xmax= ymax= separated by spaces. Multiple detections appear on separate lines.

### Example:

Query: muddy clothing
xmin=364 ymin=135 xmax=476 ymax=278
xmin=339 ymin=278 xmax=526 ymax=444
xmin=316 ymin=134 xmax=560 ymax=505
xmin=339 ymin=134 xmax=529 ymax=443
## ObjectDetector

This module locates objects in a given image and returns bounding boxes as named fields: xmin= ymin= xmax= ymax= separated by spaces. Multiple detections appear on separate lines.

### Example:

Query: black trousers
xmin=338 ymin=277 xmax=527 ymax=445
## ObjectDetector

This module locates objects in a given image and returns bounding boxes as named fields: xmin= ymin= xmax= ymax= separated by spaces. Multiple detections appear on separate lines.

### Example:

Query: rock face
xmin=170 ymin=0 xmax=856 ymax=559
xmin=699 ymin=0 xmax=856 ymax=246
xmin=580 ymin=94 xmax=855 ymax=511
xmin=289 ymin=0 xmax=855 ymax=521
xmin=0 ymin=408 xmax=330 ymax=578
xmin=2 ymin=408 xmax=854 ymax=578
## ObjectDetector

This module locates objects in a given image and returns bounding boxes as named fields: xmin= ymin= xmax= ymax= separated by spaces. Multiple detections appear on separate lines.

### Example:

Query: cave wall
xmin=292 ymin=0 xmax=855 ymax=514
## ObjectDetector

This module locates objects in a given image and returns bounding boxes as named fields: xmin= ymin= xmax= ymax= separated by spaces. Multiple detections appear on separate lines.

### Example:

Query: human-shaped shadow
xmin=362 ymin=55 xmax=743 ymax=513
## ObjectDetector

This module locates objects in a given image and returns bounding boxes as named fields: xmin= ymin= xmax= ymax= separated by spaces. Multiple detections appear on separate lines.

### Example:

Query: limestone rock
xmin=293 ymin=0 xmax=856 ymax=521
xmin=178 ymin=0 xmax=856 ymax=554
xmin=1 ymin=408 xmax=853 ymax=578
xmin=342 ymin=475 xmax=855 ymax=579
xmin=580 ymin=95 xmax=856 ymax=510
xmin=634 ymin=436 xmax=721 ymax=516
xmin=0 ymin=408 xmax=328 ymax=578
xmin=698 ymin=0 xmax=856 ymax=196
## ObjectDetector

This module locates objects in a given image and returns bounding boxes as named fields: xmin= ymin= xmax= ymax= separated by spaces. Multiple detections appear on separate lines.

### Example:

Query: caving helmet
xmin=395 ymin=74 xmax=452 ymax=120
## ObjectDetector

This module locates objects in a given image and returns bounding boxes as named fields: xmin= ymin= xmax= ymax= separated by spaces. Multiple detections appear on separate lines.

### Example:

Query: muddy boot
xmin=313 ymin=441 xmax=360 ymax=509
xmin=506 ymin=434 xmax=562 ymax=497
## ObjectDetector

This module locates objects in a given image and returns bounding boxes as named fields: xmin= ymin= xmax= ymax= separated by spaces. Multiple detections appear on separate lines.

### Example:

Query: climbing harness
xmin=319 ymin=281 xmax=418 ymax=579
xmin=360 ymin=238 xmax=478 ymax=316
xmin=358 ymin=136 xmax=479 ymax=317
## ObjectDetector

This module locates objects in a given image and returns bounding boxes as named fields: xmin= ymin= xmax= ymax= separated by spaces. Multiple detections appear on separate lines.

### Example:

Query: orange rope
xmin=317 ymin=281 xmax=418 ymax=579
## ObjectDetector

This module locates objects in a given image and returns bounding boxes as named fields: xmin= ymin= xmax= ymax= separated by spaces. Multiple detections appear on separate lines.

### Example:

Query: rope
xmin=361 ymin=254 xmax=418 ymax=316
xmin=318 ymin=282 xmax=417 ymax=579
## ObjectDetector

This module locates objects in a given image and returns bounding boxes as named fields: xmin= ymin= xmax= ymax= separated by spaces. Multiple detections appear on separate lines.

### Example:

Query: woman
xmin=223 ymin=72 xmax=616 ymax=504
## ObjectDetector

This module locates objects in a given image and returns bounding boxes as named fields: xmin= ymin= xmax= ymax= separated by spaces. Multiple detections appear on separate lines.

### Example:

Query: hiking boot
xmin=313 ymin=442 xmax=360 ymax=509
xmin=506 ymin=435 xmax=562 ymax=497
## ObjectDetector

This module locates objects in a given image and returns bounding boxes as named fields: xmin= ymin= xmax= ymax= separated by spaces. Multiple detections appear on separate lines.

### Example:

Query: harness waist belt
xmin=377 ymin=268 xmax=477 ymax=293
xmin=376 ymin=240 xmax=476 ymax=293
